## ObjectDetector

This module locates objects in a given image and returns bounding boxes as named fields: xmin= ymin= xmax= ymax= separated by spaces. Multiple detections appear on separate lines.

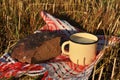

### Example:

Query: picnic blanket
xmin=0 ymin=11 xmax=120 ymax=80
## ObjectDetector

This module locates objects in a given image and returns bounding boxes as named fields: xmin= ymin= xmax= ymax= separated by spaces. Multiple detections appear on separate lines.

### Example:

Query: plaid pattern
xmin=0 ymin=58 xmax=46 ymax=78
xmin=0 ymin=11 xmax=120 ymax=79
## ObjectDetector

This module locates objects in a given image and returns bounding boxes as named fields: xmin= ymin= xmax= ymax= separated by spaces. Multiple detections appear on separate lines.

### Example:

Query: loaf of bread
xmin=11 ymin=31 xmax=61 ymax=63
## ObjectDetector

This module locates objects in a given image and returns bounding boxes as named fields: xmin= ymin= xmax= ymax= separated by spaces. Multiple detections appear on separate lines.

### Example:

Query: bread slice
xmin=11 ymin=31 xmax=61 ymax=63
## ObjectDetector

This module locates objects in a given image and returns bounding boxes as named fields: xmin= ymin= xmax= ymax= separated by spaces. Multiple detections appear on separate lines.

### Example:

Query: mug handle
xmin=61 ymin=41 xmax=70 ymax=55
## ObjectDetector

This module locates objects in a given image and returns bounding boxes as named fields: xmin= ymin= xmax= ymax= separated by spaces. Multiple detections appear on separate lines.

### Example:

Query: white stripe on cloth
xmin=0 ymin=53 xmax=15 ymax=63
xmin=57 ymin=19 xmax=77 ymax=34
xmin=43 ymin=62 xmax=86 ymax=79
xmin=40 ymin=11 xmax=77 ymax=37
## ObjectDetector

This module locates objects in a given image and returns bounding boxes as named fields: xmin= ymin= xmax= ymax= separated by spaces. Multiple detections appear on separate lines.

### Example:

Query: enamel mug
xmin=61 ymin=32 xmax=98 ymax=66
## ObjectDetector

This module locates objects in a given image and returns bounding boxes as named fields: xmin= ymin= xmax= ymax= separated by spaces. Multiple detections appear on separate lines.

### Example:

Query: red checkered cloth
xmin=0 ymin=11 xmax=120 ymax=79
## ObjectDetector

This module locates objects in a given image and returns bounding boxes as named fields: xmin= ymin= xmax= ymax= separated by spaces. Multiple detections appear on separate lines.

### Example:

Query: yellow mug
xmin=61 ymin=32 xmax=98 ymax=66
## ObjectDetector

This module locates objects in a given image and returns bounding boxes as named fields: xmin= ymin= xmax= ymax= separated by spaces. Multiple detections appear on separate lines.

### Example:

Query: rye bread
xmin=11 ymin=31 xmax=61 ymax=63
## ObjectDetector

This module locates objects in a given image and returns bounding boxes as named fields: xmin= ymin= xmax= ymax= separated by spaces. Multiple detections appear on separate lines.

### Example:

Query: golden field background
xmin=0 ymin=0 xmax=120 ymax=79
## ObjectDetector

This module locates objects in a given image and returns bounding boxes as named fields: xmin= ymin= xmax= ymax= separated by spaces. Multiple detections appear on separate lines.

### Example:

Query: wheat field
xmin=0 ymin=0 xmax=120 ymax=80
